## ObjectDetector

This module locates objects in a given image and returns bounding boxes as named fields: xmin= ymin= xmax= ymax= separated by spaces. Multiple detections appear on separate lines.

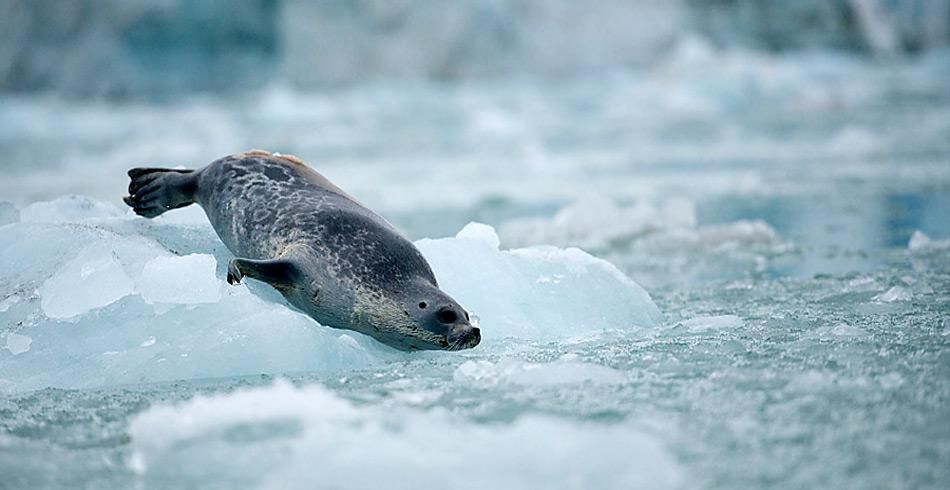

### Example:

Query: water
xmin=1 ymin=41 xmax=949 ymax=489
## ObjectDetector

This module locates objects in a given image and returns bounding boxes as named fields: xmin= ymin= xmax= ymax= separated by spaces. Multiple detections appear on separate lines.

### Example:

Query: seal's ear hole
xmin=464 ymin=311 xmax=470 ymax=321
xmin=437 ymin=308 xmax=457 ymax=324
xmin=418 ymin=302 xmax=427 ymax=309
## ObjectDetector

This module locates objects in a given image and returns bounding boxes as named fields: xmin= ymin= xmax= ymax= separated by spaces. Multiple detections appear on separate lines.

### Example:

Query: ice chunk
xmin=500 ymin=195 xmax=697 ymax=249
xmin=137 ymin=254 xmax=223 ymax=305
xmin=872 ymin=286 xmax=912 ymax=303
xmin=908 ymin=230 xmax=930 ymax=250
xmin=499 ymin=197 xmax=791 ymax=288
xmin=455 ymin=222 xmax=501 ymax=249
xmin=0 ymin=295 xmax=20 ymax=313
xmin=4 ymin=333 xmax=32 ymax=355
xmin=19 ymin=195 xmax=123 ymax=223
xmin=417 ymin=222 xmax=661 ymax=339
xmin=846 ymin=276 xmax=880 ymax=292
xmin=907 ymin=230 xmax=950 ymax=272
xmin=0 ymin=211 xmax=398 ymax=391
xmin=808 ymin=324 xmax=870 ymax=341
xmin=129 ymin=380 xmax=682 ymax=490
xmin=1 ymin=213 xmax=658 ymax=391
xmin=150 ymin=204 xmax=211 ymax=226
xmin=908 ymin=230 xmax=950 ymax=251
xmin=38 ymin=246 xmax=135 ymax=319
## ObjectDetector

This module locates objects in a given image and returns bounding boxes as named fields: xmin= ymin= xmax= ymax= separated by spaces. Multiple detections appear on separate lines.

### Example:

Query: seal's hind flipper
xmin=227 ymin=258 xmax=302 ymax=290
xmin=124 ymin=168 xmax=198 ymax=218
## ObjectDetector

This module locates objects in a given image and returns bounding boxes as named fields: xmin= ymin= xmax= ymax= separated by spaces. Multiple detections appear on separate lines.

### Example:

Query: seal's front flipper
xmin=227 ymin=258 xmax=301 ymax=290
xmin=123 ymin=168 xmax=198 ymax=218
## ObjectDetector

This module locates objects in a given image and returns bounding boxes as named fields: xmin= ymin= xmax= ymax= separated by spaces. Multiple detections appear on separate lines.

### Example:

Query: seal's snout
xmin=447 ymin=324 xmax=481 ymax=351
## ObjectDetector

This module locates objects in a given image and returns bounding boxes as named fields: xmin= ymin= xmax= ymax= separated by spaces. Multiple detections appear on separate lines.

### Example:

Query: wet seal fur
xmin=123 ymin=150 xmax=480 ymax=351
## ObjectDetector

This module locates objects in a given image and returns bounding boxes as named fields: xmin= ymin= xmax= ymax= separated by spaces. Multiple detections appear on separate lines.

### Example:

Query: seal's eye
xmin=418 ymin=302 xmax=427 ymax=309
xmin=436 ymin=308 xmax=457 ymax=324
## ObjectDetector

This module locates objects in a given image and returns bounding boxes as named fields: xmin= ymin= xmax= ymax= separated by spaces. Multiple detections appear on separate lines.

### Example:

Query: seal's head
xmin=347 ymin=281 xmax=480 ymax=352
xmin=407 ymin=292 xmax=481 ymax=351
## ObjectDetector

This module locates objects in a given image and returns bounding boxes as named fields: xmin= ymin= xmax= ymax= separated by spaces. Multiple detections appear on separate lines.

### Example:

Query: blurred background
xmin=2 ymin=3 xmax=950 ymax=488
xmin=0 ymin=0 xmax=948 ymax=287
xmin=2 ymin=0 xmax=948 ymax=96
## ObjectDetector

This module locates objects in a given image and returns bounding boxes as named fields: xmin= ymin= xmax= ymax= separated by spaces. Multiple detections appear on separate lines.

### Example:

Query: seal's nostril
xmin=436 ymin=308 xmax=457 ymax=324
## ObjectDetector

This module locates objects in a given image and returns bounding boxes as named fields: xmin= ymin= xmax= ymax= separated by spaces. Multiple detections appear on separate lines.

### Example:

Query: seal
xmin=122 ymin=150 xmax=480 ymax=351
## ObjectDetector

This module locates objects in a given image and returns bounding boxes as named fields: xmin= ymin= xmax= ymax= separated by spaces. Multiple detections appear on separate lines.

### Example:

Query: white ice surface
xmin=128 ymin=379 xmax=682 ymax=490
xmin=0 ymin=198 xmax=660 ymax=391
xmin=138 ymin=254 xmax=223 ymax=305
xmin=417 ymin=223 xmax=661 ymax=339
xmin=39 ymin=245 xmax=136 ymax=320
xmin=20 ymin=194 xmax=124 ymax=223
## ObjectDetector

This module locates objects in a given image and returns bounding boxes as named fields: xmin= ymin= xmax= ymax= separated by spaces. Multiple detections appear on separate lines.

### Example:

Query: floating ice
xmin=418 ymin=222 xmax=661 ymax=339
xmin=38 ymin=245 xmax=135 ymax=319
xmin=908 ymin=230 xmax=950 ymax=251
xmin=678 ymin=315 xmax=744 ymax=333
xmin=500 ymin=194 xmax=697 ymax=249
xmin=847 ymin=276 xmax=881 ymax=292
xmin=501 ymin=195 xmax=785 ymax=254
xmin=808 ymin=324 xmax=870 ymax=341
xmin=138 ymin=254 xmax=222 ymax=305
xmin=454 ymin=356 xmax=626 ymax=387
xmin=907 ymin=230 xmax=950 ymax=273
xmin=872 ymin=286 xmax=912 ymax=303
xmin=454 ymin=221 xmax=501 ymax=249
xmin=129 ymin=380 xmax=682 ymax=490
xmin=499 ymin=196 xmax=792 ymax=287
xmin=4 ymin=334 xmax=32 ymax=355
xmin=20 ymin=195 xmax=124 ymax=223
xmin=0 ymin=199 xmax=660 ymax=391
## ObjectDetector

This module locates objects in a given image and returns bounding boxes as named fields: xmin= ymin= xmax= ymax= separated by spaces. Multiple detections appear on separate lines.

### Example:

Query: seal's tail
xmin=123 ymin=167 xmax=198 ymax=218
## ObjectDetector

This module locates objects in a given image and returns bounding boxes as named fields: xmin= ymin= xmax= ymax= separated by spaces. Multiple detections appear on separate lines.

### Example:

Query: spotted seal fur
xmin=123 ymin=150 xmax=480 ymax=351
